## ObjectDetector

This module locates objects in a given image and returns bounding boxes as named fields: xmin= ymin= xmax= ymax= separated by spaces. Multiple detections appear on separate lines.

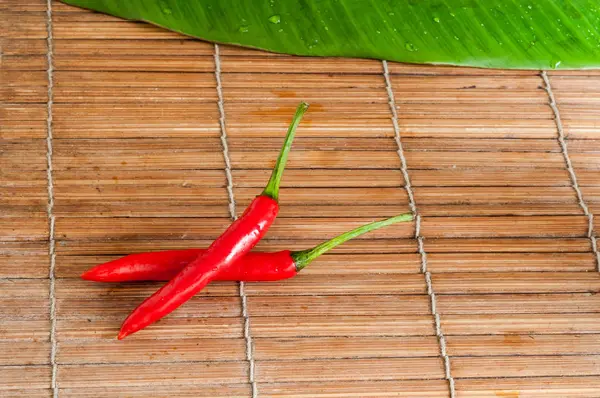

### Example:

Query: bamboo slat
xmin=0 ymin=341 xmax=50 ymax=365
xmin=59 ymin=386 xmax=249 ymax=398
xmin=2 ymin=1 xmax=600 ymax=396
xmin=451 ymin=355 xmax=600 ymax=378
xmin=455 ymin=377 xmax=600 ymax=398
xmin=58 ymin=386 xmax=249 ymax=398
xmin=259 ymin=380 xmax=449 ymax=398
xmin=57 ymin=362 xmax=249 ymax=387
xmin=250 ymin=315 xmax=435 ymax=338
xmin=57 ymin=338 xmax=247 ymax=364
xmin=255 ymin=358 xmax=445 ymax=382
xmin=0 ymin=366 xmax=52 ymax=390
xmin=252 ymin=336 xmax=440 ymax=359
xmin=442 ymin=313 xmax=600 ymax=335
xmin=446 ymin=334 xmax=600 ymax=356
xmin=57 ymin=318 xmax=244 ymax=340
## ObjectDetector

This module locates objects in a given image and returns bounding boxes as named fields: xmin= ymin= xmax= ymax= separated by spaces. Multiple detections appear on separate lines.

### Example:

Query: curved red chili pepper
xmin=82 ymin=213 xmax=414 ymax=283
xmin=117 ymin=102 xmax=309 ymax=340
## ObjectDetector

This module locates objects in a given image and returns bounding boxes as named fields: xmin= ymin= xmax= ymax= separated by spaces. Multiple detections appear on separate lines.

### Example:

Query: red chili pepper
xmin=117 ymin=102 xmax=309 ymax=340
xmin=82 ymin=213 xmax=414 ymax=283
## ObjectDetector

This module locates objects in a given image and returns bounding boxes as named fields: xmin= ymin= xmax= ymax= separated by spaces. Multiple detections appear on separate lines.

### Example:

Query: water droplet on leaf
xmin=238 ymin=25 xmax=249 ymax=33
xmin=159 ymin=0 xmax=172 ymax=15
xmin=268 ymin=15 xmax=281 ymax=24
xmin=405 ymin=42 xmax=417 ymax=52
xmin=433 ymin=17 xmax=440 ymax=23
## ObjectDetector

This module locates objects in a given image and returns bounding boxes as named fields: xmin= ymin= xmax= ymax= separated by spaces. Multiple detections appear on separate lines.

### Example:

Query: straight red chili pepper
xmin=117 ymin=102 xmax=309 ymax=340
xmin=82 ymin=213 xmax=414 ymax=283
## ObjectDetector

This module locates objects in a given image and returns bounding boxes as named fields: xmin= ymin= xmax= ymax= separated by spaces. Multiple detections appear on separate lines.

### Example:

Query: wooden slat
xmin=0 ymin=244 xmax=48 ymax=278
xmin=57 ymin=318 xmax=243 ymax=340
xmin=53 ymin=39 xmax=214 ymax=56
xmin=54 ymin=87 xmax=218 ymax=103
xmin=428 ymin=252 xmax=596 ymax=272
xmin=447 ymin=334 xmax=600 ymax=356
xmin=0 ymin=320 xmax=50 ymax=340
xmin=253 ymin=336 xmax=440 ymax=359
xmin=0 ymin=55 xmax=47 ymax=70
xmin=0 ymin=38 xmax=47 ymax=55
xmin=248 ymin=295 xmax=430 ymax=316
xmin=59 ymin=386 xmax=249 ymax=398
xmin=0 ymin=0 xmax=46 ymax=12
xmin=0 ymin=298 xmax=49 ymax=318
xmin=0 ymin=366 xmax=51 ymax=390
xmin=433 ymin=272 xmax=600 ymax=294
xmin=455 ymin=376 xmax=600 ymax=398
xmin=0 ymin=13 xmax=47 ymax=38
xmin=53 ymin=55 xmax=215 ymax=72
xmin=258 ymin=380 xmax=448 ymax=398
xmin=442 ymin=314 xmax=600 ymax=335
xmin=255 ymin=358 xmax=444 ymax=382
xmin=251 ymin=315 xmax=434 ymax=338
xmin=259 ymin=380 xmax=448 ymax=398
xmin=437 ymin=294 xmax=600 ymax=314
xmin=452 ymin=355 xmax=600 ymax=378
xmin=425 ymin=238 xmax=591 ymax=253
xmin=244 ymin=274 xmax=425 ymax=296
xmin=0 ymin=390 xmax=51 ymax=398
xmin=0 ymin=341 xmax=50 ymax=365
xmin=1 ymin=218 xmax=48 ymax=241
xmin=57 ymin=338 xmax=246 ymax=364
xmin=0 ymin=279 xmax=49 ymax=297
xmin=57 ymin=362 xmax=249 ymax=387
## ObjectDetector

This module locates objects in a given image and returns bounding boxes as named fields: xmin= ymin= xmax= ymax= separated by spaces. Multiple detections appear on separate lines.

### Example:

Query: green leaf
xmin=61 ymin=0 xmax=600 ymax=69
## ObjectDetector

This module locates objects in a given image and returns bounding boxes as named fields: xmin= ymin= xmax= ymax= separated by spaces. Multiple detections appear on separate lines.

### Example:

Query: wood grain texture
xmin=2 ymin=1 xmax=600 ymax=396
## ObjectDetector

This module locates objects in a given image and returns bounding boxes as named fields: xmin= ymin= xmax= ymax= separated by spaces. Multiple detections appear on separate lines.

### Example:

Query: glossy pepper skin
xmin=82 ymin=249 xmax=297 ymax=282
xmin=117 ymin=102 xmax=309 ymax=340
xmin=118 ymin=195 xmax=278 ymax=339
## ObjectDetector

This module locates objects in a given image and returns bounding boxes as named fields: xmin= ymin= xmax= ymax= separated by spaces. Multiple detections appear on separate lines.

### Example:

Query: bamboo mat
xmin=2 ymin=1 xmax=600 ymax=397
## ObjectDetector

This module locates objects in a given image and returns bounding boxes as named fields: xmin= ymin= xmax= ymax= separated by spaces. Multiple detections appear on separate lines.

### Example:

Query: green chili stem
xmin=291 ymin=213 xmax=414 ymax=271
xmin=262 ymin=102 xmax=309 ymax=201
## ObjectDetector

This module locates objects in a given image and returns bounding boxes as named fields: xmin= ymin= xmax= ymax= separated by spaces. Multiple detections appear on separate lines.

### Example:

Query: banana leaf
xmin=61 ymin=0 xmax=600 ymax=69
